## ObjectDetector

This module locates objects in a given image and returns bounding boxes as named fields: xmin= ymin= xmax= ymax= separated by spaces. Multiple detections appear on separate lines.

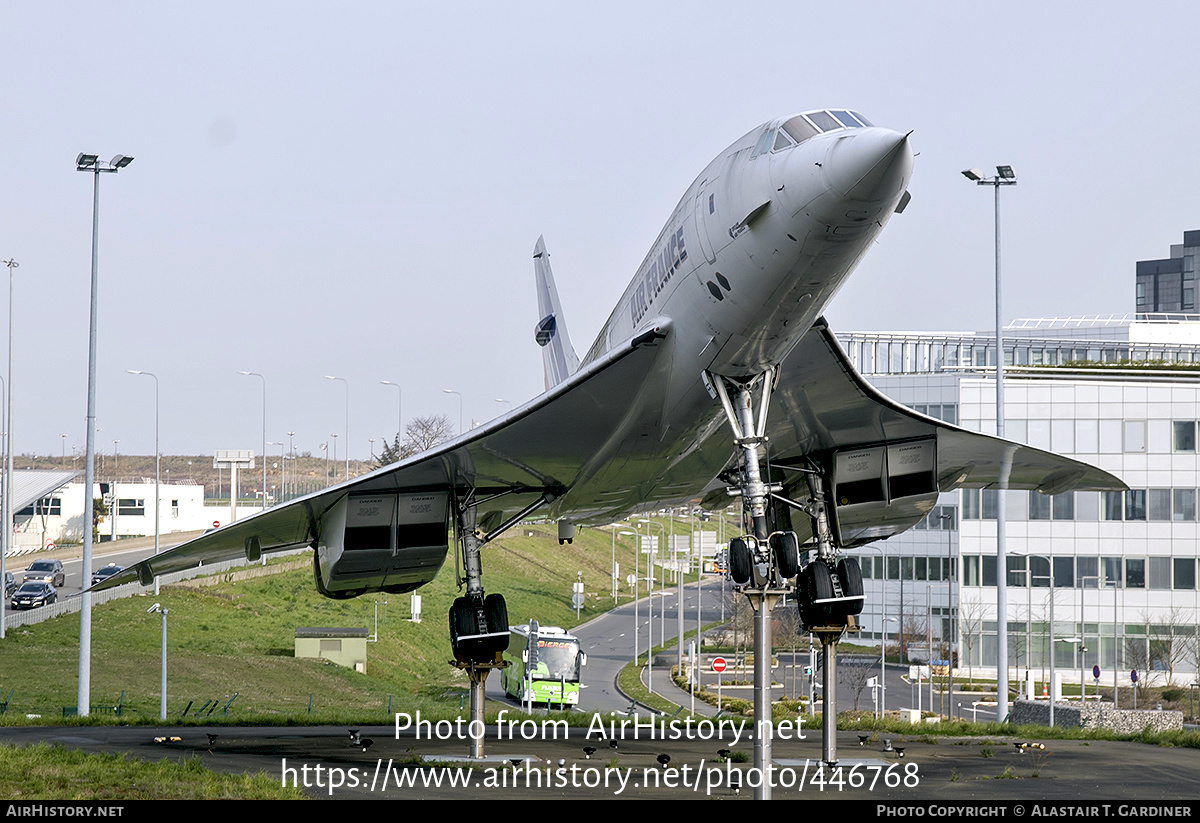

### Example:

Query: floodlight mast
xmin=75 ymin=151 xmax=133 ymax=716
xmin=962 ymin=164 xmax=1016 ymax=722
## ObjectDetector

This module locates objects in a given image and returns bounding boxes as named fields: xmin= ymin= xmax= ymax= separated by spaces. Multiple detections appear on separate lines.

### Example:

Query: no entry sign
xmin=712 ymin=657 xmax=728 ymax=673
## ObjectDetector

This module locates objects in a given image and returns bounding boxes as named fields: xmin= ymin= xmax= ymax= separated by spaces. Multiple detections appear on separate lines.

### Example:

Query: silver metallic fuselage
xmin=556 ymin=117 xmax=913 ymax=520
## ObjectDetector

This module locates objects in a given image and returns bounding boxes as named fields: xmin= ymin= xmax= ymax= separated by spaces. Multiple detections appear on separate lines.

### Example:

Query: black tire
xmin=770 ymin=531 xmax=799 ymax=580
xmin=799 ymin=559 xmax=835 ymax=627
xmin=449 ymin=597 xmax=478 ymax=662
xmin=729 ymin=538 xmax=753 ymax=585
xmin=484 ymin=593 xmax=510 ymax=654
xmin=836 ymin=557 xmax=864 ymax=615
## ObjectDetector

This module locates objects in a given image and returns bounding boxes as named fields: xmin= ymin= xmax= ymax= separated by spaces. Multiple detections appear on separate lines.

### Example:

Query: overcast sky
xmin=4 ymin=2 xmax=1199 ymax=462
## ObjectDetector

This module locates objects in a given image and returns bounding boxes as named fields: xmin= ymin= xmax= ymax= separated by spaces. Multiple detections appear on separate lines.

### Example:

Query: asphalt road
xmin=2 ymin=722 xmax=1197 ymax=802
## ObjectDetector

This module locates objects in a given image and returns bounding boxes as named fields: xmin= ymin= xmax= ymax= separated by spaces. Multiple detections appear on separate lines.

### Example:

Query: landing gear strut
xmin=448 ymin=488 xmax=555 ymax=758
xmin=707 ymin=367 xmax=866 ymax=794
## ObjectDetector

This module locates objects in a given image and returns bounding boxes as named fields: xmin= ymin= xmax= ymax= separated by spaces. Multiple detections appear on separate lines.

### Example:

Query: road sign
xmin=1093 ymin=665 xmax=1101 ymax=680
xmin=212 ymin=520 xmax=220 ymax=529
xmin=712 ymin=657 xmax=728 ymax=673
xmin=1131 ymin=669 xmax=1139 ymax=684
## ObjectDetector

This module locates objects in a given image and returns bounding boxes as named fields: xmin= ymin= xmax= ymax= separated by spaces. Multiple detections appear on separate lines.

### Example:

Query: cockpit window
xmin=752 ymin=129 xmax=774 ymax=158
xmin=806 ymin=110 xmax=841 ymax=132
xmin=758 ymin=110 xmax=877 ymax=157
xmin=782 ymin=116 xmax=820 ymax=145
xmin=771 ymin=130 xmax=795 ymax=152
xmin=830 ymin=110 xmax=864 ymax=128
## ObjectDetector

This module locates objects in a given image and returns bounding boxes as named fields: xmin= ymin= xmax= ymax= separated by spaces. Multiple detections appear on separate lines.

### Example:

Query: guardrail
xmin=2 ymin=549 xmax=309 ymax=632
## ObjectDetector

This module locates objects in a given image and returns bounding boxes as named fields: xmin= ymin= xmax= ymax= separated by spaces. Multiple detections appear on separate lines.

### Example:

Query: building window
xmin=1149 ymin=557 xmax=1171 ymax=590
xmin=1102 ymin=491 xmax=1124 ymax=521
xmin=1174 ymin=558 xmax=1196 ymax=591
xmin=117 ymin=498 xmax=145 ymax=517
xmin=1125 ymin=490 xmax=1147 ymax=521
xmin=963 ymin=555 xmax=980 ymax=587
xmin=1126 ymin=558 xmax=1145 ymax=589
xmin=1052 ymin=492 xmax=1075 ymax=520
xmin=1148 ymin=489 xmax=1172 ymax=521
xmin=1173 ymin=421 xmax=1196 ymax=452
xmin=1030 ymin=556 xmax=1051 ymax=587
xmin=1029 ymin=491 xmax=1051 ymax=520
xmin=1174 ymin=489 xmax=1196 ymax=521
xmin=1101 ymin=557 xmax=1122 ymax=588
xmin=1053 ymin=556 xmax=1074 ymax=588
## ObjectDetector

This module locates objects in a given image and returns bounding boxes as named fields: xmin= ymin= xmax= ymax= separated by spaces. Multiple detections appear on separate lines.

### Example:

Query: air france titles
xmin=630 ymin=226 xmax=687 ymax=326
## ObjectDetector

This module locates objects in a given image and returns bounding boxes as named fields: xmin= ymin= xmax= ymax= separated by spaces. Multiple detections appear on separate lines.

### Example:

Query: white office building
xmin=839 ymin=315 xmax=1200 ymax=688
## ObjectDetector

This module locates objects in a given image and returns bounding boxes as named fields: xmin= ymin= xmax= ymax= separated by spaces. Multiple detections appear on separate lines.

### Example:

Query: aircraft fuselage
xmin=559 ymin=111 xmax=913 ymax=521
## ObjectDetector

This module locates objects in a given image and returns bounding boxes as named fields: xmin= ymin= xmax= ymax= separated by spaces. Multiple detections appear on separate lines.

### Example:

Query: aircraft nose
xmin=823 ymin=127 xmax=912 ymax=202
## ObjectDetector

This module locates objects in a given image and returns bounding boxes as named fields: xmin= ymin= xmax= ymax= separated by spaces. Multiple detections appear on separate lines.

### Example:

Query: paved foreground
xmin=1 ymin=721 xmax=1197 ymax=803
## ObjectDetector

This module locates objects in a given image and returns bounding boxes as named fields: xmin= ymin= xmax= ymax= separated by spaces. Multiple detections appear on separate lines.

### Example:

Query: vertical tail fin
xmin=533 ymin=236 xmax=581 ymax=389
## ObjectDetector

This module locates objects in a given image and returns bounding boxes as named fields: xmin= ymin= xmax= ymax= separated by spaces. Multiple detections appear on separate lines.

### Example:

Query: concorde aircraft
xmin=96 ymin=108 xmax=1122 ymax=665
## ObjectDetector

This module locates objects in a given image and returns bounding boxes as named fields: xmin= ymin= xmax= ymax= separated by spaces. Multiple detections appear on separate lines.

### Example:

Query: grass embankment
xmin=0 ymin=743 xmax=303 ymax=800
xmin=0 ymin=520 xmax=688 ymax=723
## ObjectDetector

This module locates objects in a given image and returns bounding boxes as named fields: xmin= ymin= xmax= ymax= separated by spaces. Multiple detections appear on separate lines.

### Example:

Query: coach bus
xmin=501 ymin=621 xmax=587 ymax=708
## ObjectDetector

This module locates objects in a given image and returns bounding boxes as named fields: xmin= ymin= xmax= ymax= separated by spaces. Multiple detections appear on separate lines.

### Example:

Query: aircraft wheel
xmin=449 ymin=597 xmax=480 ymax=662
xmin=729 ymin=538 xmax=753 ymax=585
xmin=836 ymin=557 xmax=864 ymax=615
xmin=770 ymin=531 xmax=799 ymax=580
xmin=800 ymin=559 xmax=835 ymax=627
xmin=484 ymin=593 xmax=510 ymax=653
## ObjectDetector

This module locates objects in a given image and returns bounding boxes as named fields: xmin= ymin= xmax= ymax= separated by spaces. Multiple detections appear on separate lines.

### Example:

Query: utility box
xmin=294 ymin=627 xmax=369 ymax=671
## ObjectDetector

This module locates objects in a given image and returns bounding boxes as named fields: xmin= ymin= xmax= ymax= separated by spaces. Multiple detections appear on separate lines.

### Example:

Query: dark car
xmin=11 ymin=582 xmax=57 ymax=610
xmin=3 ymin=571 xmax=15 ymax=599
xmin=90 ymin=564 xmax=124 ymax=586
xmin=23 ymin=560 xmax=65 ymax=588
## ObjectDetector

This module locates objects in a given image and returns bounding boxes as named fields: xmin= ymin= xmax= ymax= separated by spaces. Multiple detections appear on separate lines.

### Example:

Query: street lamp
xmin=238 ymin=371 xmax=267 ymax=510
xmin=380 ymin=380 xmax=402 ymax=443
xmin=443 ymin=389 xmax=462 ymax=434
xmin=612 ymin=528 xmax=636 ymax=602
xmin=324 ymin=375 xmax=349 ymax=479
xmin=1 ymin=258 xmax=15 ymax=643
xmin=76 ymin=150 xmax=133 ymax=715
xmin=147 ymin=603 xmax=168 ymax=720
xmin=330 ymin=433 xmax=339 ymax=482
xmin=963 ymin=163 xmax=1017 ymax=722
xmin=638 ymin=518 xmax=665 ymax=693
xmin=126 ymin=371 xmax=160 ymax=594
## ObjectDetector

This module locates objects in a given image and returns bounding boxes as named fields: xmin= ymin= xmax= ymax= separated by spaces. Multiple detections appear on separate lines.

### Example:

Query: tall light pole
xmin=963 ymin=164 xmax=1016 ymax=721
xmin=330 ymin=433 xmax=339 ymax=481
xmin=380 ymin=380 xmax=402 ymax=444
xmin=147 ymin=603 xmax=168 ymax=720
xmin=76 ymin=151 xmax=133 ymax=716
xmin=324 ymin=376 xmax=349 ymax=480
xmin=61 ymin=433 xmax=67 ymax=466
xmin=238 ymin=371 xmax=267 ymax=510
xmin=126 ymin=371 xmax=159 ymax=595
xmin=286 ymin=431 xmax=296 ymax=498
xmin=1 ymin=257 xmax=15 ymax=643
xmin=443 ymin=389 xmax=463 ymax=434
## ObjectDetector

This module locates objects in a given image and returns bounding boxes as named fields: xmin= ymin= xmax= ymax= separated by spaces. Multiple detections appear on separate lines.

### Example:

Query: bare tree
xmin=1149 ymin=606 xmax=1189 ymax=686
xmin=957 ymin=597 xmax=987 ymax=685
xmin=376 ymin=414 xmax=456 ymax=467
xmin=840 ymin=654 xmax=876 ymax=711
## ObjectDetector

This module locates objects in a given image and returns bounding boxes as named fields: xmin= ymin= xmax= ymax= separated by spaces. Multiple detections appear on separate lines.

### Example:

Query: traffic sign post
xmin=712 ymin=656 xmax=727 ymax=709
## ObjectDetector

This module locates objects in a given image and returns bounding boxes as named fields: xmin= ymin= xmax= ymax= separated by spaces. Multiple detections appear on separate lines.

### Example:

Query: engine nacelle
xmin=313 ymin=492 xmax=449 ymax=599
xmin=830 ymin=437 xmax=938 ymax=548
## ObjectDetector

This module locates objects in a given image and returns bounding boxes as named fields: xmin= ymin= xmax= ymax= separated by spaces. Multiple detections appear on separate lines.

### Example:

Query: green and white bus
xmin=501 ymin=621 xmax=587 ymax=708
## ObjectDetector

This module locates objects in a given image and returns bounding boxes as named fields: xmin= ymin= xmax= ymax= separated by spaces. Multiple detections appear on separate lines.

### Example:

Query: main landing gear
xmin=706 ymin=366 xmax=865 ymax=794
xmin=448 ymin=488 xmax=555 ymax=758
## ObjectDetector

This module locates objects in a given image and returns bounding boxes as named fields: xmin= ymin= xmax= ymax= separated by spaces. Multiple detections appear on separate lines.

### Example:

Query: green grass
xmin=0 ymin=522 xmax=681 ymax=723
xmin=0 ymin=743 xmax=302 ymax=800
